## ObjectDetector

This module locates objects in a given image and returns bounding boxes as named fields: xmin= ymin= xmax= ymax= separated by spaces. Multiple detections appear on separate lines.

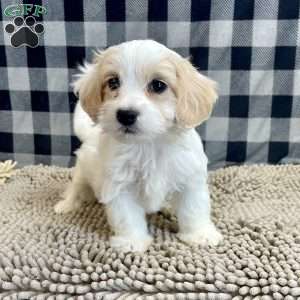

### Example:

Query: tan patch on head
xmin=141 ymin=54 xmax=217 ymax=128
xmin=146 ymin=59 xmax=177 ymax=86
xmin=73 ymin=47 xmax=120 ymax=121
xmin=170 ymin=55 xmax=218 ymax=128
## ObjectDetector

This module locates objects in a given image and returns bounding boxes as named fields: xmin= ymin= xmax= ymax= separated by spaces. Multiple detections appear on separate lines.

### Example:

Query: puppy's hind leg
xmin=54 ymin=166 xmax=92 ymax=214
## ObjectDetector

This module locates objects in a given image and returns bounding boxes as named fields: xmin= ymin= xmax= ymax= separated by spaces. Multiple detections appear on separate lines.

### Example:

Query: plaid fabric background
xmin=0 ymin=0 xmax=299 ymax=169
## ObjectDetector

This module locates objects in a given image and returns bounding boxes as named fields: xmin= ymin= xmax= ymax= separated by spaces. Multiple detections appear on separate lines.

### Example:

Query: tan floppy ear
xmin=72 ymin=52 xmax=103 ymax=122
xmin=174 ymin=58 xmax=218 ymax=128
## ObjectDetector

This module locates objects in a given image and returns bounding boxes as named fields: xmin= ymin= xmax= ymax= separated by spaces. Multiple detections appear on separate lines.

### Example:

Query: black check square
xmin=64 ymin=0 xmax=84 ymax=21
xmin=106 ymin=0 xmax=126 ymax=21
xmin=271 ymin=96 xmax=293 ymax=118
xmin=227 ymin=142 xmax=247 ymax=163
xmin=278 ymin=0 xmax=299 ymax=19
xmin=31 ymin=91 xmax=49 ymax=112
xmin=0 ymin=46 xmax=7 ymax=67
xmin=231 ymin=47 xmax=252 ymax=70
xmin=230 ymin=96 xmax=249 ymax=118
xmin=148 ymin=0 xmax=167 ymax=21
xmin=0 ymin=132 xmax=13 ymax=153
xmin=67 ymin=47 xmax=86 ymax=69
xmin=68 ymin=92 xmax=78 ymax=113
xmin=0 ymin=91 xmax=11 ymax=110
xmin=34 ymin=134 xmax=51 ymax=155
xmin=191 ymin=0 xmax=211 ymax=21
xmin=274 ymin=47 xmax=296 ymax=70
xmin=26 ymin=46 xmax=47 ymax=68
xmin=71 ymin=135 xmax=81 ymax=154
xmin=233 ymin=0 xmax=254 ymax=20
xmin=190 ymin=47 xmax=209 ymax=71
xmin=268 ymin=142 xmax=289 ymax=163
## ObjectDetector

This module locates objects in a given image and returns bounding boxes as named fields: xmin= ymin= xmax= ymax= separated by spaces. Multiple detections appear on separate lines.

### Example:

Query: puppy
xmin=54 ymin=40 xmax=223 ymax=252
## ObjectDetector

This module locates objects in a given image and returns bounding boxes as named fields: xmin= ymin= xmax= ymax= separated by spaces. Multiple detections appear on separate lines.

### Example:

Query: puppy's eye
xmin=107 ymin=76 xmax=120 ymax=90
xmin=148 ymin=79 xmax=167 ymax=94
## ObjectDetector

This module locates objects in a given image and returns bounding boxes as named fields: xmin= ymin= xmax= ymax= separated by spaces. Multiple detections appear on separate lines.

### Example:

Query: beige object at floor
xmin=1 ymin=164 xmax=300 ymax=299
xmin=0 ymin=160 xmax=16 ymax=185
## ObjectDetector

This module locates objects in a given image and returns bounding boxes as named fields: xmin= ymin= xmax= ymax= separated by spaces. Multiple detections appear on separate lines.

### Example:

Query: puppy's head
xmin=73 ymin=40 xmax=217 ymax=142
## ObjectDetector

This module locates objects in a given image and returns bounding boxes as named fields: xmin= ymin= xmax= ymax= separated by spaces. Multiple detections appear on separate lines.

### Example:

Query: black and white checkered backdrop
xmin=0 ymin=0 xmax=300 ymax=169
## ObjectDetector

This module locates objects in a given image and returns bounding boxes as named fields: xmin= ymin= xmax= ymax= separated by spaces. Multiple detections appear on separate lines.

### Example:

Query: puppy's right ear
xmin=72 ymin=52 xmax=103 ymax=122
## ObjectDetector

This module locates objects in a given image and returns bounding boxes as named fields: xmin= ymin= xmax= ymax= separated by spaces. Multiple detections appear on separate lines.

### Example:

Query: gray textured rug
xmin=1 ymin=164 xmax=300 ymax=300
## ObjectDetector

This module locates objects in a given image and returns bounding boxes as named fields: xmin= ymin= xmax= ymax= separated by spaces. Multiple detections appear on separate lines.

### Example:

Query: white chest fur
xmin=76 ymin=129 xmax=207 ymax=213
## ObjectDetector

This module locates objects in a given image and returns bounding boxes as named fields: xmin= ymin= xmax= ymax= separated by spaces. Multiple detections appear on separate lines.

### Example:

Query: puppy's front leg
xmin=176 ymin=180 xmax=223 ymax=247
xmin=106 ymin=191 xmax=152 ymax=252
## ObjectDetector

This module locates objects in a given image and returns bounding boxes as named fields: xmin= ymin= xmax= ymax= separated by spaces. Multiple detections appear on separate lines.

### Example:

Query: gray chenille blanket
xmin=0 ymin=164 xmax=300 ymax=299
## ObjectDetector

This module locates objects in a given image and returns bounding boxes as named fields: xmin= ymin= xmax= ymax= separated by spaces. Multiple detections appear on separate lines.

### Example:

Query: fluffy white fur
xmin=54 ymin=40 xmax=223 ymax=252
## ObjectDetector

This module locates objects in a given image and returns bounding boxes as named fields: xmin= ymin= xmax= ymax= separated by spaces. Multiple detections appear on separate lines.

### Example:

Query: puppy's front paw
xmin=178 ymin=225 xmax=223 ymax=247
xmin=54 ymin=199 xmax=79 ymax=214
xmin=110 ymin=235 xmax=153 ymax=253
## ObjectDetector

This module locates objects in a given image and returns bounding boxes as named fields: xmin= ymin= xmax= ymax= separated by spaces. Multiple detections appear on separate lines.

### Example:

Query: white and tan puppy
xmin=54 ymin=40 xmax=223 ymax=252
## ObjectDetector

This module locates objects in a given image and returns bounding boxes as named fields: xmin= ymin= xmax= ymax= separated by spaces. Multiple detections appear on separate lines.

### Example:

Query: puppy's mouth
xmin=119 ymin=126 xmax=138 ymax=135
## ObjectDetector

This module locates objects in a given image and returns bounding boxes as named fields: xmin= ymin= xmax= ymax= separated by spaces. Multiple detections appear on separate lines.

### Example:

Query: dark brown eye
xmin=148 ymin=79 xmax=167 ymax=94
xmin=107 ymin=76 xmax=120 ymax=90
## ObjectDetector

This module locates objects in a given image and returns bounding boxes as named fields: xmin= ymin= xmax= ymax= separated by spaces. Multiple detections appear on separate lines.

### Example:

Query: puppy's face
xmin=74 ymin=40 xmax=217 ymax=142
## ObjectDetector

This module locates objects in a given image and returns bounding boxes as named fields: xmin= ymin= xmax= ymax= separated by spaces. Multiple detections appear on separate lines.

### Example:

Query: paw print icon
xmin=5 ymin=16 xmax=44 ymax=48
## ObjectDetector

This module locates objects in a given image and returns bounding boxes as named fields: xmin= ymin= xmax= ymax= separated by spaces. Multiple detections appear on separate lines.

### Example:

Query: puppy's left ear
xmin=174 ymin=58 xmax=218 ymax=128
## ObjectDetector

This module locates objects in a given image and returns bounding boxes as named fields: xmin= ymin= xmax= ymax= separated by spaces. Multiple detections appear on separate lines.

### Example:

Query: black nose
xmin=116 ymin=109 xmax=139 ymax=126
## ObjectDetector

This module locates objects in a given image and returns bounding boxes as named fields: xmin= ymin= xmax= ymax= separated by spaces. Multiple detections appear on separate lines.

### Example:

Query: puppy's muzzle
xmin=116 ymin=109 xmax=139 ymax=127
